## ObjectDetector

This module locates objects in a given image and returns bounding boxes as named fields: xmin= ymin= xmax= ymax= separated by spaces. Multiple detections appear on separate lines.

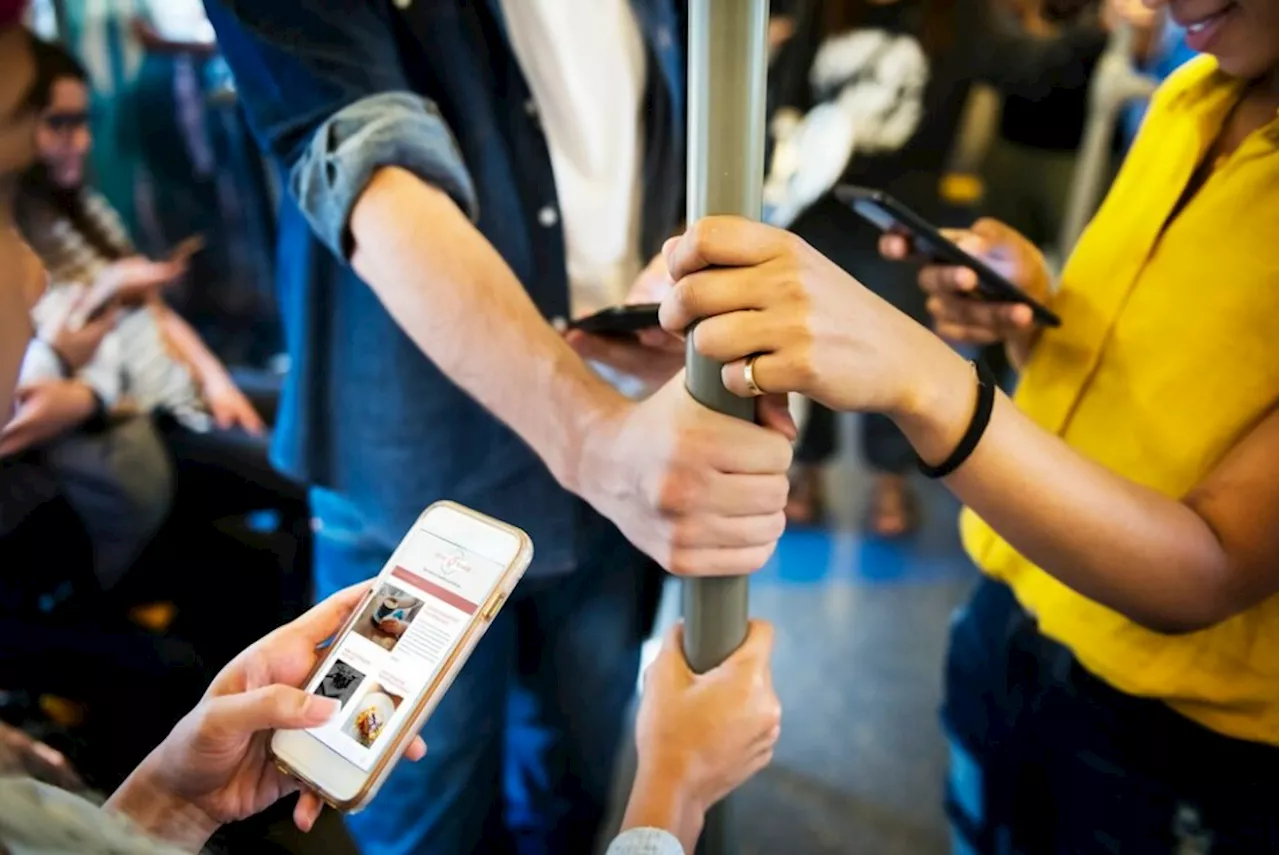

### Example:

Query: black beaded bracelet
xmin=917 ymin=359 xmax=996 ymax=480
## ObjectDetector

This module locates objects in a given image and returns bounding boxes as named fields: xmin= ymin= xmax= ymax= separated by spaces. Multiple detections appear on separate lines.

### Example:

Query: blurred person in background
xmin=29 ymin=0 xmax=277 ymax=364
xmin=659 ymin=0 xmax=1278 ymax=841
xmin=982 ymin=0 xmax=1159 ymax=254
xmin=1 ymin=232 xmax=173 ymax=593
xmin=763 ymin=0 xmax=1126 ymax=535
xmin=15 ymin=37 xmax=304 ymax=540
xmin=2 ymin=24 xmax=172 ymax=595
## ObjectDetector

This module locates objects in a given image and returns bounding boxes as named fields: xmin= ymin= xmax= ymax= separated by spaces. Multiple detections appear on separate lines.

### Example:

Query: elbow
xmin=1132 ymin=612 xmax=1221 ymax=636
xmin=1127 ymin=577 xmax=1258 ymax=636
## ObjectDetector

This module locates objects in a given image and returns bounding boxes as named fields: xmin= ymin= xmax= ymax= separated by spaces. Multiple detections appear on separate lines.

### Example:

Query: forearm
xmin=618 ymin=764 xmax=704 ymax=854
xmin=897 ymin=345 xmax=1252 ymax=632
xmin=151 ymin=302 xmax=228 ymax=388
xmin=106 ymin=770 xmax=219 ymax=853
xmin=349 ymin=167 xmax=625 ymax=491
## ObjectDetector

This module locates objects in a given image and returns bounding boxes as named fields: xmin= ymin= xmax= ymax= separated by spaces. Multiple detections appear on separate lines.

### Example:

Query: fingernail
xmin=304 ymin=696 xmax=340 ymax=722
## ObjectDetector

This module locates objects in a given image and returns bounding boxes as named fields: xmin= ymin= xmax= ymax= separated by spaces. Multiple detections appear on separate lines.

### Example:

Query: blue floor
xmin=617 ymin=413 xmax=979 ymax=854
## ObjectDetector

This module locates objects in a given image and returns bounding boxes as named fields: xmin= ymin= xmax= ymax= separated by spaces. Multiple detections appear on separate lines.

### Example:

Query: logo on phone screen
xmin=438 ymin=547 xmax=471 ymax=578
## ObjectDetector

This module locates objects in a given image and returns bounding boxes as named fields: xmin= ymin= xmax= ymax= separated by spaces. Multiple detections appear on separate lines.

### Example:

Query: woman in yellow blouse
xmin=658 ymin=0 xmax=1276 ymax=847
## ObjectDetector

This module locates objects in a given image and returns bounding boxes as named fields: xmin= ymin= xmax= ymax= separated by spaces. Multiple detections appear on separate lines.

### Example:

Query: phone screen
xmin=303 ymin=522 xmax=511 ymax=770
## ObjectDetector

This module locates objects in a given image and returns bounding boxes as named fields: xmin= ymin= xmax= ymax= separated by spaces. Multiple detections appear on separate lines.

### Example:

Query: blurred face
xmin=36 ymin=77 xmax=91 ymax=189
xmin=0 ymin=28 xmax=37 ymax=214
xmin=1148 ymin=0 xmax=1279 ymax=79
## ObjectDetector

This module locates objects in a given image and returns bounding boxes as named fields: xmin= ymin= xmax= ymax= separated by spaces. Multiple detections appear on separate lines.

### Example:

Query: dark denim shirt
xmin=204 ymin=0 xmax=686 ymax=574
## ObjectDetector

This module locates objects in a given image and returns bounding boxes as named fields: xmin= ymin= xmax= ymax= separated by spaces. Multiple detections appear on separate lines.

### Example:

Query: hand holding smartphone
xmin=271 ymin=502 xmax=532 ymax=811
xmin=568 ymin=303 xmax=662 ymax=339
xmin=836 ymin=185 xmax=1061 ymax=327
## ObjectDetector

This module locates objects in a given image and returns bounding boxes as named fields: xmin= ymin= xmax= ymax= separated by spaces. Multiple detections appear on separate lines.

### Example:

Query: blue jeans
xmin=310 ymin=489 xmax=660 ymax=855
xmin=942 ymin=579 xmax=1277 ymax=855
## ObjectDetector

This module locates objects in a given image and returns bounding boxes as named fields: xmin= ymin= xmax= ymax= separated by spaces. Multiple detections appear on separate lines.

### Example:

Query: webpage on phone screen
xmin=304 ymin=526 xmax=506 ymax=770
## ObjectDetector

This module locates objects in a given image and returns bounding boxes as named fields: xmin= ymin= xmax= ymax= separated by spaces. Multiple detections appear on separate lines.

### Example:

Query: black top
xmin=769 ymin=0 xmax=1108 ymax=202
xmin=998 ymin=64 xmax=1100 ymax=150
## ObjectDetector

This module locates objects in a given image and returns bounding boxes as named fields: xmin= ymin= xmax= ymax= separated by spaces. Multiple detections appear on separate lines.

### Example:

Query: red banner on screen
xmin=392 ymin=566 xmax=478 ymax=615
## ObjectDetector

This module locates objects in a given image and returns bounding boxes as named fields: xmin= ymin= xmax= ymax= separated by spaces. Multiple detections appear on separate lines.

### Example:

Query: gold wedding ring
xmin=743 ymin=355 xmax=764 ymax=397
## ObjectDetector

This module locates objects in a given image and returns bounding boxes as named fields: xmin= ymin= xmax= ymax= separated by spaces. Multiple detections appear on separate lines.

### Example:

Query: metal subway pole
xmin=1057 ymin=22 xmax=1156 ymax=256
xmin=683 ymin=0 xmax=770 ymax=851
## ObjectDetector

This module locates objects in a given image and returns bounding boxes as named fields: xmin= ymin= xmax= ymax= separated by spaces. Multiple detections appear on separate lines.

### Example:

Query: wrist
xmin=64 ymin=380 xmax=100 ymax=419
xmin=556 ymin=383 xmax=631 ymax=497
xmin=1006 ymin=327 xmax=1042 ymax=371
xmin=106 ymin=767 xmax=220 ymax=853
xmin=890 ymin=342 xmax=980 ymax=465
xmin=622 ymin=759 xmax=706 ymax=853
xmin=47 ymin=342 xmax=75 ymax=377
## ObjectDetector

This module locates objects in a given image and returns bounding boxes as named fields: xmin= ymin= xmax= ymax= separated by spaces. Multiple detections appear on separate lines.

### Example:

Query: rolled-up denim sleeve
xmin=605 ymin=828 xmax=686 ymax=855
xmin=204 ymin=0 xmax=478 ymax=261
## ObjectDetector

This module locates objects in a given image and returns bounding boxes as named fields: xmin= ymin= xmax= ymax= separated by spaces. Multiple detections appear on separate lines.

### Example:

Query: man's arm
xmin=206 ymin=1 xmax=625 ymax=489
xmin=207 ymin=1 xmax=795 ymax=576
xmin=349 ymin=170 xmax=625 ymax=488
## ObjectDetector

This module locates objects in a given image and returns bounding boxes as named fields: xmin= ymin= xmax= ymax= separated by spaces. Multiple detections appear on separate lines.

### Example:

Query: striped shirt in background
xmin=25 ymin=188 xmax=210 ymax=432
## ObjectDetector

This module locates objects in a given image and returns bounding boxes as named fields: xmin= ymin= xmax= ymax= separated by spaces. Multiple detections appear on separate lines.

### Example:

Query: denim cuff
xmin=605 ymin=827 xmax=686 ymax=855
xmin=289 ymin=91 xmax=479 ymax=261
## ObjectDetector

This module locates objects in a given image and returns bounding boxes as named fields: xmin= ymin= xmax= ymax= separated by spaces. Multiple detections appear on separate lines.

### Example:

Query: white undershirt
xmin=499 ymin=0 xmax=647 ymax=319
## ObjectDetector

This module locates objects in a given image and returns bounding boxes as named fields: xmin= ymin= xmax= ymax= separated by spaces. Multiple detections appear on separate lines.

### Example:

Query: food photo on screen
xmin=341 ymin=684 xmax=405 ymax=748
xmin=352 ymin=583 xmax=425 ymax=651
xmin=314 ymin=660 xmax=366 ymax=709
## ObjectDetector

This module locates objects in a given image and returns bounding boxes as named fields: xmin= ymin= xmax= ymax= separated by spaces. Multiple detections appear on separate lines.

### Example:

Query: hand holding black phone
xmin=568 ymin=304 xmax=662 ymax=339
xmin=835 ymin=185 xmax=1061 ymax=328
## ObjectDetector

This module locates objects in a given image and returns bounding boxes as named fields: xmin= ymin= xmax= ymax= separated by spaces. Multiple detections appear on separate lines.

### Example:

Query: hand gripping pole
xmin=683 ymin=0 xmax=771 ymax=850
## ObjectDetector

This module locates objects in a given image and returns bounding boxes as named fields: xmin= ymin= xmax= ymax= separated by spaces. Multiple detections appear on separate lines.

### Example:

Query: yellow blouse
xmin=961 ymin=56 xmax=1279 ymax=744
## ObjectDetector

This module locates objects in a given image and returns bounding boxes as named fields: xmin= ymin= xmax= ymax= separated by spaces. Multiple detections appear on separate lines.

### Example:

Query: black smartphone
xmin=569 ymin=303 xmax=662 ymax=338
xmin=834 ymin=185 xmax=1062 ymax=328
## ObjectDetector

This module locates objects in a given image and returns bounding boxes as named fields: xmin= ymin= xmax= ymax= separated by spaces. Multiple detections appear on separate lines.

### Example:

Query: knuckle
xmin=786 ymin=315 xmax=816 ymax=349
xmin=764 ymin=511 xmax=787 ymax=542
xmin=764 ymin=699 xmax=783 ymax=730
xmin=669 ymin=516 xmax=699 ymax=547
xmin=789 ymin=347 xmax=820 ymax=390
xmin=782 ymin=231 xmax=811 ymax=259
xmin=780 ymin=273 xmax=808 ymax=304
xmin=688 ymin=218 xmax=715 ymax=254
xmin=668 ymin=550 xmax=695 ymax=577
xmin=692 ymin=320 xmax=720 ymax=357
xmin=653 ymin=475 xmax=685 ymax=513
xmin=673 ymin=282 xmax=700 ymax=321
xmin=769 ymin=476 xmax=791 ymax=509
xmin=757 ymin=541 xmax=779 ymax=567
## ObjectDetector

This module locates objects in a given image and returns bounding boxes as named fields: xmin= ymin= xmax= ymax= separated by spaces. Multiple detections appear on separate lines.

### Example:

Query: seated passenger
xmin=660 ymin=0 xmax=1277 ymax=844
xmin=1 ymin=236 xmax=172 ymax=592
xmin=15 ymin=36 xmax=303 ymax=527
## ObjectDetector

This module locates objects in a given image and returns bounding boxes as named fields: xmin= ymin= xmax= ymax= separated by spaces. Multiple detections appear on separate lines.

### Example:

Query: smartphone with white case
xmin=271 ymin=501 xmax=532 ymax=812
